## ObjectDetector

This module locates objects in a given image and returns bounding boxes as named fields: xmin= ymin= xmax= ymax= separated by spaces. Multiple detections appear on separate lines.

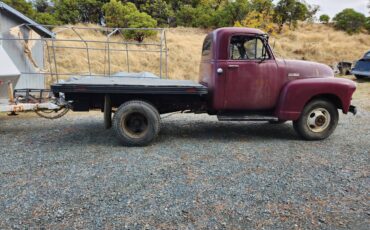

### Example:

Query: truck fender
xmin=275 ymin=77 xmax=356 ymax=121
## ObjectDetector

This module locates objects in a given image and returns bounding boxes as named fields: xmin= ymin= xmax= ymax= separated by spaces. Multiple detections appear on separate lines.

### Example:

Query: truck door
xmin=223 ymin=35 xmax=280 ymax=110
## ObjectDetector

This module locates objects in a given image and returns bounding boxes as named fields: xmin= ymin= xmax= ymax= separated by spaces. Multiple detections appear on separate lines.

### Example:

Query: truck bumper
xmin=351 ymin=70 xmax=370 ymax=77
xmin=349 ymin=105 xmax=357 ymax=115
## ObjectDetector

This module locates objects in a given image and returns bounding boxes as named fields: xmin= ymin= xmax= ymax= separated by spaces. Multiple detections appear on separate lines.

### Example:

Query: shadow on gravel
xmin=159 ymin=120 xmax=299 ymax=142
xmin=51 ymin=120 xmax=299 ymax=147
xmin=0 ymin=115 xmax=299 ymax=148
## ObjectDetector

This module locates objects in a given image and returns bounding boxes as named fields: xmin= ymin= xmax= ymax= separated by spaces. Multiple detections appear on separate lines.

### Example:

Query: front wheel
xmin=293 ymin=99 xmax=339 ymax=140
xmin=113 ymin=100 xmax=160 ymax=146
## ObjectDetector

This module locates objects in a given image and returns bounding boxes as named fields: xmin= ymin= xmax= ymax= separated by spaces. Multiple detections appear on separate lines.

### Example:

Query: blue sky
xmin=274 ymin=0 xmax=369 ymax=18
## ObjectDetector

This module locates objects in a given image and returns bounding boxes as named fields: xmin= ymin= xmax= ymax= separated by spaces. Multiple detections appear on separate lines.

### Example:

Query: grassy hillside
xmin=271 ymin=23 xmax=370 ymax=66
xmin=51 ymin=23 xmax=370 ymax=82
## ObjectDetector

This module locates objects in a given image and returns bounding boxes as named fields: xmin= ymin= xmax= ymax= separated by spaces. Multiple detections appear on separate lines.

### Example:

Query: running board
xmin=217 ymin=115 xmax=279 ymax=122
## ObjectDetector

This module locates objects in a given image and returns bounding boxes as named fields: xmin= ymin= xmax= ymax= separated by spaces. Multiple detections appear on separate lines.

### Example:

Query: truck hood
xmin=280 ymin=59 xmax=334 ymax=79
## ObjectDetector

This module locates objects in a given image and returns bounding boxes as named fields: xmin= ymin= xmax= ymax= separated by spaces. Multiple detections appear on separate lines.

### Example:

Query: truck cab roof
xmin=212 ymin=27 xmax=266 ymax=36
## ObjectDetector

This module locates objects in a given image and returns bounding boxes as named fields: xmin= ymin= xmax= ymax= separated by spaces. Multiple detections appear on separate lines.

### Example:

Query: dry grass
xmin=271 ymin=23 xmax=370 ymax=66
xmin=49 ymin=23 xmax=370 ymax=82
xmin=342 ymin=76 xmax=370 ymax=111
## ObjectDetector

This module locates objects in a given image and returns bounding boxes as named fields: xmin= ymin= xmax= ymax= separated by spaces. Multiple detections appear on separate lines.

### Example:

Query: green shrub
xmin=319 ymin=14 xmax=330 ymax=24
xmin=274 ymin=0 xmax=309 ymax=32
xmin=102 ymin=0 xmax=157 ymax=42
xmin=365 ymin=17 xmax=370 ymax=33
xmin=123 ymin=11 xmax=158 ymax=42
xmin=2 ymin=0 xmax=36 ymax=18
xmin=35 ymin=12 xmax=61 ymax=26
xmin=333 ymin=9 xmax=366 ymax=34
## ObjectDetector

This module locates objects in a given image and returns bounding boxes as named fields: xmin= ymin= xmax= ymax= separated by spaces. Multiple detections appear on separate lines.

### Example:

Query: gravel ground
xmin=0 ymin=100 xmax=369 ymax=229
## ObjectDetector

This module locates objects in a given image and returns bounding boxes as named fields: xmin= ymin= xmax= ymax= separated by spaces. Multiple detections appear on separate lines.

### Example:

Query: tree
xmin=274 ymin=0 xmax=310 ymax=32
xmin=53 ymin=0 xmax=104 ymax=24
xmin=2 ymin=0 xmax=36 ymax=18
xmin=124 ymin=11 xmax=157 ymax=41
xmin=365 ymin=17 xmax=370 ymax=33
xmin=33 ymin=0 xmax=51 ymax=13
xmin=319 ymin=14 xmax=330 ymax=24
xmin=200 ymin=0 xmax=227 ymax=10
xmin=102 ymin=0 xmax=137 ymax=28
xmin=102 ymin=0 xmax=157 ymax=41
xmin=235 ymin=9 xmax=275 ymax=34
xmin=250 ymin=0 xmax=274 ymax=13
xmin=53 ymin=0 xmax=80 ymax=24
xmin=140 ymin=0 xmax=173 ymax=26
xmin=35 ymin=12 xmax=60 ymax=25
xmin=3 ymin=0 xmax=60 ymax=25
xmin=175 ymin=4 xmax=215 ymax=28
xmin=176 ymin=5 xmax=200 ymax=27
xmin=306 ymin=4 xmax=320 ymax=22
xmin=212 ymin=0 xmax=251 ymax=27
xmin=333 ymin=9 xmax=366 ymax=34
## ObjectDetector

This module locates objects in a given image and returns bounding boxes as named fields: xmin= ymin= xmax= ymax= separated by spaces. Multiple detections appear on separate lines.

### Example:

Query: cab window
xmin=202 ymin=35 xmax=212 ymax=59
xmin=229 ymin=35 xmax=269 ymax=60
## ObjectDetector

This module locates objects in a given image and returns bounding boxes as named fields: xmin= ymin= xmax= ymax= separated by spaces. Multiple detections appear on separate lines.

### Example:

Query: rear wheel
xmin=113 ymin=100 xmax=160 ymax=146
xmin=293 ymin=99 xmax=339 ymax=140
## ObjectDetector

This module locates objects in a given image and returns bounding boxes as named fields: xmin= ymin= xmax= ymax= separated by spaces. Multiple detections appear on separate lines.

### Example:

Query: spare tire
xmin=113 ymin=100 xmax=160 ymax=146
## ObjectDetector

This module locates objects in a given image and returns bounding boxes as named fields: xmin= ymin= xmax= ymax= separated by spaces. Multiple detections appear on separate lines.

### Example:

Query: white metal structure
xmin=0 ymin=1 xmax=54 ymax=90
xmin=0 ymin=46 xmax=20 ymax=103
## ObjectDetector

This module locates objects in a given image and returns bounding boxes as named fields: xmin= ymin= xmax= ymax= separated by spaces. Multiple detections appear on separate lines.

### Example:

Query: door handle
xmin=228 ymin=65 xmax=239 ymax=69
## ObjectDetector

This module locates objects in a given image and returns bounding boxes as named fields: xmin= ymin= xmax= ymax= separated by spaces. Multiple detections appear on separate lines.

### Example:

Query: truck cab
xmin=199 ymin=27 xmax=356 ymax=140
xmin=199 ymin=27 xmax=284 ymax=111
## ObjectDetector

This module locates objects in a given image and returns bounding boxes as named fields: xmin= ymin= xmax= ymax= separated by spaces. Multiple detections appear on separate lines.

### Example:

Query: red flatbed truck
xmin=52 ymin=27 xmax=357 ymax=146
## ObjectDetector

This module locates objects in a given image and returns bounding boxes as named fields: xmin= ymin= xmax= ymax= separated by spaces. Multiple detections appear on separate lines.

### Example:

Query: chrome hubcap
xmin=306 ymin=108 xmax=331 ymax=133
